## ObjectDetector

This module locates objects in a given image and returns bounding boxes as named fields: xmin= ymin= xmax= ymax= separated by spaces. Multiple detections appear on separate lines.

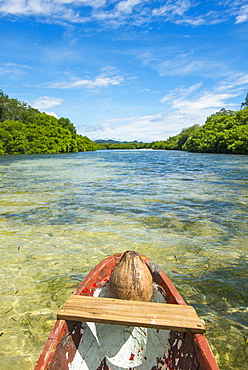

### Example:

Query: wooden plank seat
xmin=57 ymin=295 xmax=206 ymax=334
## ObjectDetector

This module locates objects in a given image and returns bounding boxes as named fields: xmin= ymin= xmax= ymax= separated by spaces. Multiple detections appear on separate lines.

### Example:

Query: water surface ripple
xmin=0 ymin=150 xmax=247 ymax=369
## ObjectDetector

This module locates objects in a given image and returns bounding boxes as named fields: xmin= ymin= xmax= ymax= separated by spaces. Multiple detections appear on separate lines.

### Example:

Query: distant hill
xmin=94 ymin=139 xmax=143 ymax=144
xmin=94 ymin=139 xmax=149 ymax=150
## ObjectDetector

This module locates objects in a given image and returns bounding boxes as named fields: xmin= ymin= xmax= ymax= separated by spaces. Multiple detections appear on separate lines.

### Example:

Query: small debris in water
xmin=4 ymin=307 xmax=13 ymax=314
xmin=244 ymin=336 xmax=248 ymax=352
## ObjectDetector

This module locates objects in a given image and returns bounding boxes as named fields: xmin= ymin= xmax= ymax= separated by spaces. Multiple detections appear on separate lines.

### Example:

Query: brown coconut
xmin=108 ymin=250 xmax=153 ymax=301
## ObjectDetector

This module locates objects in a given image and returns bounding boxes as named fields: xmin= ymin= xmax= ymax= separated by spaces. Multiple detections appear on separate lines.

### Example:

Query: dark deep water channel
xmin=0 ymin=150 xmax=247 ymax=369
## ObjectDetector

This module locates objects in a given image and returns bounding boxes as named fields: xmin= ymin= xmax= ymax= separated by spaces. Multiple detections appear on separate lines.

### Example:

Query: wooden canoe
xmin=34 ymin=253 xmax=220 ymax=370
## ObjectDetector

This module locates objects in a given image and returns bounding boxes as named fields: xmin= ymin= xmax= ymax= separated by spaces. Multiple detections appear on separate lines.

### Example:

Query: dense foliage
xmin=152 ymin=105 xmax=248 ymax=155
xmin=182 ymin=108 xmax=248 ymax=154
xmin=151 ymin=125 xmax=200 ymax=151
xmin=0 ymin=90 xmax=96 ymax=154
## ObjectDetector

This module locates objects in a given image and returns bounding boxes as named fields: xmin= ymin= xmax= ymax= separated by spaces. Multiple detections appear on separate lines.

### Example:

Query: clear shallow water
xmin=0 ymin=150 xmax=247 ymax=370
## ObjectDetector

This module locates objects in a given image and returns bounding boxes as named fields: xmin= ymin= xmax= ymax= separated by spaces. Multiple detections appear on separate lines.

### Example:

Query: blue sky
xmin=1 ymin=0 xmax=248 ymax=142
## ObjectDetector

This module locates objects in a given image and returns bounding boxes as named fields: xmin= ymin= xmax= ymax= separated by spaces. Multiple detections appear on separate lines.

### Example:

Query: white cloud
xmin=80 ymin=109 xmax=204 ymax=142
xmin=138 ymin=49 xmax=232 ymax=80
xmin=160 ymin=75 xmax=248 ymax=114
xmin=33 ymin=96 xmax=63 ymax=110
xmin=0 ymin=0 xmax=246 ymax=26
xmin=0 ymin=0 xmax=86 ymax=23
xmin=235 ymin=4 xmax=248 ymax=23
xmin=48 ymin=71 xmax=124 ymax=89
xmin=152 ymin=0 xmax=192 ymax=17
xmin=0 ymin=62 xmax=31 ymax=75
xmin=176 ymin=16 xmax=205 ymax=26
xmin=215 ymin=73 xmax=248 ymax=92
xmin=0 ymin=0 xmax=52 ymax=16
xmin=160 ymin=82 xmax=203 ymax=103
xmin=158 ymin=57 xmax=230 ymax=78
xmin=80 ymin=114 xmax=167 ymax=141
xmin=171 ymin=92 xmax=235 ymax=111
xmin=57 ymin=0 xmax=106 ymax=8
xmin=45 ymin=111 xmax=59 ymax=118
xmin=81 ymin=75 xmax=248 ymax=142
xmin=116 ymin=0 xmax=141 ymax=14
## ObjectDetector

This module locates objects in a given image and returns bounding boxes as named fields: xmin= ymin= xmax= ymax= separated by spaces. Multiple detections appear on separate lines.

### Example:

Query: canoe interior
xmin=34 ymin=253 xmax=219 ymax=370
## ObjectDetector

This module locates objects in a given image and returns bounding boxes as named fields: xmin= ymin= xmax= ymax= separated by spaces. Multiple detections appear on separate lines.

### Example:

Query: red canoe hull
xmin=34 ymin=253 xmax=219 ymax=370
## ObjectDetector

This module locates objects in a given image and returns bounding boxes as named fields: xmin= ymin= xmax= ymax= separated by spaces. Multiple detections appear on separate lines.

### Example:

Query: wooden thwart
xmin=57 ymin=295 xmax=206 ymax=334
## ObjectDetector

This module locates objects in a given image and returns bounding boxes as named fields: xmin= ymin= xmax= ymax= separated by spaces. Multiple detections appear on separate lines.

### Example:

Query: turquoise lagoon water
xmin=0 ymin=150 xmax=247 ymax=369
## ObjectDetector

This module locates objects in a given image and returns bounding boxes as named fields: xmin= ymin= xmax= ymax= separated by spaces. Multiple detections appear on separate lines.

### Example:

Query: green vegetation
xmin=182 ymin=108 xmax=248 ymax=154
xmin=0 ymin=90 xmax=96 ymax=155
xmin=151 ymin=125 xmax=200 ymax=151
xmin=153 ymin=106 xmax=248 ymax=155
